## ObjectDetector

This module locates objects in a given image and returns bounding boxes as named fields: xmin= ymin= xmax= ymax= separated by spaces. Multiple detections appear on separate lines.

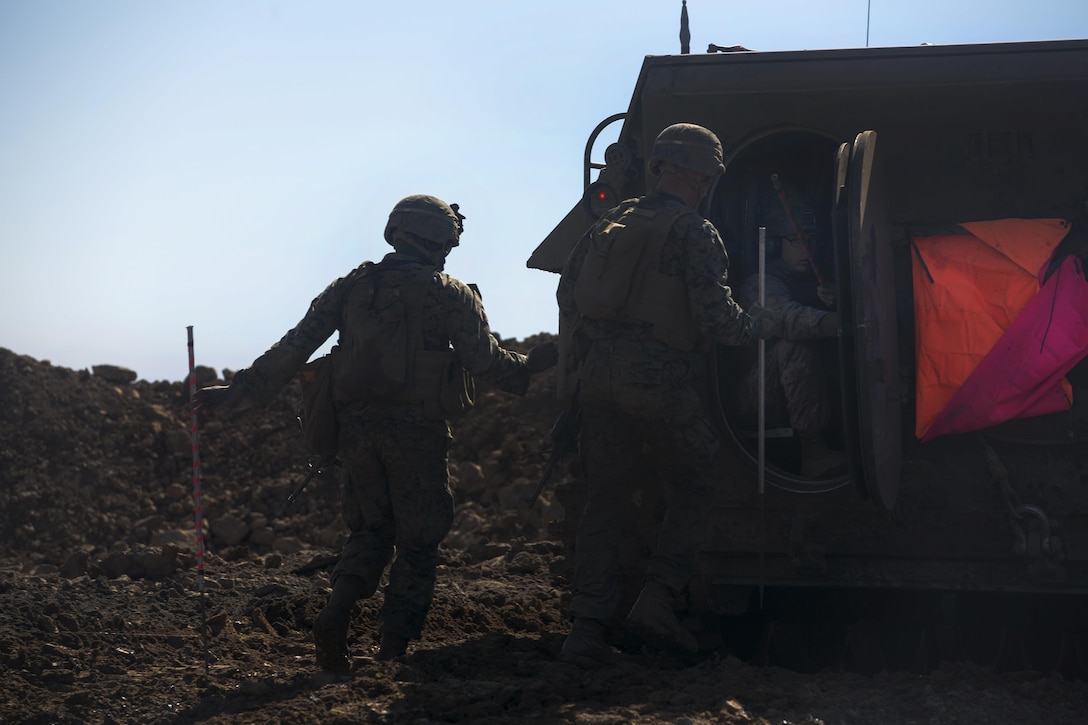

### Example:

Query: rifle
xmin=284 ymin=455 xmax=337 ymax=511
xmin=527 ymin=396 xmax=582 ymax=508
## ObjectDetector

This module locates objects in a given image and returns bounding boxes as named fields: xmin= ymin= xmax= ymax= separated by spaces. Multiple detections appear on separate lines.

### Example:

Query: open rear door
xmin=834 ymin=130 xmax=902 ymax=512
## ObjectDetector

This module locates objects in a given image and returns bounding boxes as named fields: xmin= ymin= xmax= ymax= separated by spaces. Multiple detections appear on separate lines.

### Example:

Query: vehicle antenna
xmin=866 ymin=0 xmax=871 ymax=47
xmin=680 ymin=0 xmax=690 ymax=55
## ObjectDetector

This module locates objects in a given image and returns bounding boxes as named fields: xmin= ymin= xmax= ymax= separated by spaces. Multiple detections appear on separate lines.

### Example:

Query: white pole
xmin=757 ymin=226 xmax=767 ymax=606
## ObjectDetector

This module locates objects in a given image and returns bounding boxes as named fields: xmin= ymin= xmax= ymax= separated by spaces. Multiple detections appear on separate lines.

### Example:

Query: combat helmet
xmin=648 ymin=123 xmax=725 ymax=177
xmin=384 ymin=194 xmax=465 ymax=264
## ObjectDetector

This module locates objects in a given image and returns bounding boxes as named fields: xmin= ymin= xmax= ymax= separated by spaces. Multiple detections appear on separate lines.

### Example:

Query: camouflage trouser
xmin=332 ymin=416 xmax=453 ymax=640
xmin=735 ymin=338 xmax=829 ymax=434
xmin=569 ymin=338 xmax=719 ymax=622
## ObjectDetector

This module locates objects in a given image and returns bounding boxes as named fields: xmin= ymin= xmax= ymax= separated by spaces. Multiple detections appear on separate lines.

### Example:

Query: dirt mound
xmin=2 ymin=342 xmax=1088 ymax=724
xmin=0 ymin=336 xmax=565 ymax=567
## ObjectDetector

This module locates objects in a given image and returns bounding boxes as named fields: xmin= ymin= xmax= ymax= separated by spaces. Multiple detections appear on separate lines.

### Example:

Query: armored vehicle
xmin=529 ymin=35 xmax=1088 ymax=671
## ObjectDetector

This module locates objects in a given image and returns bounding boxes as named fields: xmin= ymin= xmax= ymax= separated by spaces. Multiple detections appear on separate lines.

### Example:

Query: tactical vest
xmin=333 ymin=262 xmax=474 ymax=420
xmin=572 ymin=202 xmax=700 ymax=351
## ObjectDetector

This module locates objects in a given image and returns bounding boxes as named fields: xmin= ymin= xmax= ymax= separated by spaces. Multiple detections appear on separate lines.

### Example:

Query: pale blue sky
xmin=3 ymin=1 xmax=1087 ymax=382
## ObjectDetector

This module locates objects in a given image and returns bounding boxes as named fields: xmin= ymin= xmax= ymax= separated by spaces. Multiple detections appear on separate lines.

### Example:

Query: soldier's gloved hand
xmin=817 ymin=284 xmax=837 ymax=309
xmin=525 ymin=341 xmax=559 ymax=374
xmin=192 ymin=383 xmax=244 ymax=414
xmin=818 ymin=312 xmax=840 ymax=337
xmin=748 ymin=303 xmax=783 ymax=339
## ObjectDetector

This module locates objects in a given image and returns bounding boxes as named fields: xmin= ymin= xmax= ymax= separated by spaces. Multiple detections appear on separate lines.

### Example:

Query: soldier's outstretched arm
xmin=191 ymin=383 xmax=245 ymax=415
xmin=525 ymin=341 xmax=558 ymax=374
xmin=447 ymin=278 xmax=535 ymax=394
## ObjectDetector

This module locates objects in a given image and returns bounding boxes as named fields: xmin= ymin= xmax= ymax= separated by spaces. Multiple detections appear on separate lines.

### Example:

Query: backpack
xmin=339 ymin=266 xmax=475 ymax=420
xmin=573 ymin=203 xmax=699 ymax=350
xmin=296 ymin=262 xmax=476 ymax=456
xmin=337 ymin=264 xmax=431 ymax=401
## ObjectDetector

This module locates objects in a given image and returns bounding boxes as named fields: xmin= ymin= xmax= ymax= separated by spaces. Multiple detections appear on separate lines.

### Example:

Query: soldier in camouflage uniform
xmin=555 ymin=124 xmax=781 ymax=668
xmin=194 ymin=195 xmax=557 ymax=671
xmin=734 ymin=212 xmax=845 ymax=477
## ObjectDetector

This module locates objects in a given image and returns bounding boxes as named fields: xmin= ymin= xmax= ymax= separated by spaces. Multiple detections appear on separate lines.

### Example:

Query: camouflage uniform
xmin=557 ymin=190 xmax=759 ymax=622
xmin=234 ymin=251 xmax=530 ymax=641
xmin=734 ymin=259 xmax=835 ymax=435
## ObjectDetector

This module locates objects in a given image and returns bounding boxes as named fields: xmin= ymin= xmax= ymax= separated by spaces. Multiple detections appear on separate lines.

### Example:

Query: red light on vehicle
xmin=584 ymin=181 xmax=619 ymax=217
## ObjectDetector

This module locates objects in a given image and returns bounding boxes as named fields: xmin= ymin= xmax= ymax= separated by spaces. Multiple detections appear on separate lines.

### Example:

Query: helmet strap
xmin=393 ymin=231 xmax=449 ymax=269
xmin=655 ymin=163 xmax=715 ymax=207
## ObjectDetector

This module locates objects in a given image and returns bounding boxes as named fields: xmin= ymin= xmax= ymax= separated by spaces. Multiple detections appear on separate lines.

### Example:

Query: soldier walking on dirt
xmin=194 ymin=195 xmax=557 ymax=671
xmin=555 ymin=123 xmax=781 ymax=668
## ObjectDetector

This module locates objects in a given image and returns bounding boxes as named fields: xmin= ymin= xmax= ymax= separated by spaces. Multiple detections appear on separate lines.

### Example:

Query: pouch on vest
xmin=298 ymin=347 xmax=340 ymax=457
xmin=417 ymin=349 xmax=476 ymax=420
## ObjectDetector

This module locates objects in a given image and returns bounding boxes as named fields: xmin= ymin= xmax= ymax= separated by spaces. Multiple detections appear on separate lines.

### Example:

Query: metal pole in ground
xmin=187 ymin=325 xmax=209 ymax=677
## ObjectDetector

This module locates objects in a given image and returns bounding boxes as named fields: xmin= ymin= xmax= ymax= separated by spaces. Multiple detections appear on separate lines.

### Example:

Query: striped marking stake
xmin=187 ymin=326 xmax=209 ymax=676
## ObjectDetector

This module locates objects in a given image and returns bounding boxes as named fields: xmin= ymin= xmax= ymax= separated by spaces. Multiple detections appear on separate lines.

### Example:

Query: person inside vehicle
xmin=734 ymin=205 xmax=846 ymax=477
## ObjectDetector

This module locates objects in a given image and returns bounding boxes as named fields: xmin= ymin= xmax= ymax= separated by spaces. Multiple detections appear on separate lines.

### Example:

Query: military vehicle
xmin=529 ymin=21 xmax=1088 ymax=672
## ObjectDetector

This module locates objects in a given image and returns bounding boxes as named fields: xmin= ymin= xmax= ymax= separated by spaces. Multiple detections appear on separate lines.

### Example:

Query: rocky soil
xmin=2 ymin=341 xmax=1088 ymax=724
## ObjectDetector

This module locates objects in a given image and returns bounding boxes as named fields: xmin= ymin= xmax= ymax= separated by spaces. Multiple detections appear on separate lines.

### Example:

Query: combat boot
xmin=624 ymin=582 xmax=698 ymax=654
xmin=312 ymin=606 xmax=351 ymax=672
xmin=799 ymin=432 xmax=847 ymax=478
xmin=313 ymin=574 xmax=368 ymax=672
xmin=559 ymin=617 xmax=613 ymax=668
xmin=377 ymin=631 xmax=409 ymax=661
